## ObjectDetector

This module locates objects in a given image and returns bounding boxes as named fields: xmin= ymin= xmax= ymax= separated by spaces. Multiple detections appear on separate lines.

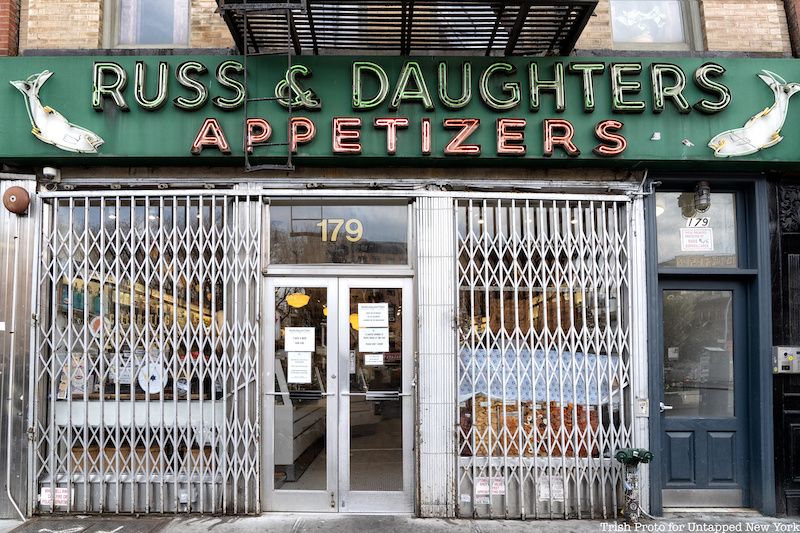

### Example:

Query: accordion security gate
xmin=31 ymin=191 xmax=262 ymax=514
xmin=456 ymin=197 xmax=634 ymax=519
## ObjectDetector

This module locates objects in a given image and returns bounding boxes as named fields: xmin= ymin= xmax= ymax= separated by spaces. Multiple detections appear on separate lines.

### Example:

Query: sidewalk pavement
xmin=5 ymin=512 xmax=800 ymax=533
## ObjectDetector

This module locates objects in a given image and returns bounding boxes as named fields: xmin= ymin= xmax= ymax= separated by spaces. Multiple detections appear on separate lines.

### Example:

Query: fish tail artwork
xmin=10 ymin=70 xmax=104 ymax=154
xmin=708 ymin=70 xmax=800 ymax=158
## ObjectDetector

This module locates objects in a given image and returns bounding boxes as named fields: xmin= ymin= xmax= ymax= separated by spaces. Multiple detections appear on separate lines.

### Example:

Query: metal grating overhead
xmin=217 ymin=0 xmax=598 ymax=56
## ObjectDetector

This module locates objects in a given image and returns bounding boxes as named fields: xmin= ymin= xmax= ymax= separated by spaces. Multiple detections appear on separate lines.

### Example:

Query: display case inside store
xmin=49 ymin=277 xmax=226 ymax=487
xmin=53 ymin=275 xmax=223 ymax=403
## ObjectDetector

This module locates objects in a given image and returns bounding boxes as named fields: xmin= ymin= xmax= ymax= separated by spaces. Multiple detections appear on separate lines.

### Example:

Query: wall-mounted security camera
xmin=42 ymin=167 xmax=60 ymax=181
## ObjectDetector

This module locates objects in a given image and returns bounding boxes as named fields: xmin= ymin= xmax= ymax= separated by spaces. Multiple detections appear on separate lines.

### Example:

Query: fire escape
xmin=216 ymin=0 xmax=599 ymax=171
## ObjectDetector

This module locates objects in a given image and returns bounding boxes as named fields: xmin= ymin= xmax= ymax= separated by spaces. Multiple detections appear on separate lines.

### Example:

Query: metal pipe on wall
xmin=5 ymin=210 xmax=25 ymax=521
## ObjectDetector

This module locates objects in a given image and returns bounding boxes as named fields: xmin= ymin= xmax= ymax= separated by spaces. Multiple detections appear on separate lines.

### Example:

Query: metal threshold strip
xmin=217 ymin=0 xmax=598 ymax=56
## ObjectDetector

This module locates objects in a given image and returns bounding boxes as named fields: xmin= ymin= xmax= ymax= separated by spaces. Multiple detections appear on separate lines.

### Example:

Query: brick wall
xmin=17 ymin=0 xmax=25 ymax=51
xmin=576 ymin=0 xmax=614 ymax=50
xmin=190 ymin=0 xmax=233 ymax=48
xmin=14 ymin=0 xmax=795 ymax=54
xmin=702 ymin=0 xmax=792 ymax=53
xmin=22 ymin=0 xmax=102 ymax=50
xmin=20 ymin=0 xmax=230 ymax=51
xmin=0 ymin=0 xmax=19 ymax=55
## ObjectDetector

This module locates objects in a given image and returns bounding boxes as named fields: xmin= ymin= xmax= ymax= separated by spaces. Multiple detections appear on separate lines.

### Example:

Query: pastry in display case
xmin=457 ymin=348 xmax=621 ymax=459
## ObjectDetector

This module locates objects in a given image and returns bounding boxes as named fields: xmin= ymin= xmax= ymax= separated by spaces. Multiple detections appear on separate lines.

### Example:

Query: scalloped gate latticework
xmin=33 ymin=193 xmax=262 ymax=514
xmin=455 ymin=198 xmax=632 ymax=519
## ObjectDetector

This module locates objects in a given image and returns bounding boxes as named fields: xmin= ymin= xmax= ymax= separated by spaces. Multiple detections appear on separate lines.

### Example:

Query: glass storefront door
xmin=264 ymin=278 xmax=413 ymax=513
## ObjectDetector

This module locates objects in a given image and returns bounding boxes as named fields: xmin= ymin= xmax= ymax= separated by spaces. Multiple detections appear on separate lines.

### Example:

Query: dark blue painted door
xmin=659 ymin=281 xmax=749 ymax=507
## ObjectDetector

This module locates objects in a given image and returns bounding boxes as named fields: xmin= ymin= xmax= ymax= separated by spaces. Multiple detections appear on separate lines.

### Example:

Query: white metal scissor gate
xmin=455 ymin=197 xmax=634 ymax=519
xmin=31 ymin=191 xmax=262 ymax=514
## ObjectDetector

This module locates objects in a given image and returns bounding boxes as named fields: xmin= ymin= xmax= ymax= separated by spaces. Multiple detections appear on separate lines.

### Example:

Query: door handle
xmin=342 ymin=391 xmax=411 ymax=399
xmin=659 ymin=402 xmax=673 ymax=413
xmin=264 ymin=391 xmax=334 ymax=397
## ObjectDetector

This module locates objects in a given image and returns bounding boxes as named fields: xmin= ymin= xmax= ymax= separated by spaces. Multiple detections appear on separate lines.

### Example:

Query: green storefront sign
xmin=1 ymin=54 xmax=799 ymax=167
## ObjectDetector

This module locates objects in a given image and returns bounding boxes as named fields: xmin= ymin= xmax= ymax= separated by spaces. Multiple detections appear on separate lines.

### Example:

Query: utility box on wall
xmin=773 ymin=346 xmax=800 ymax=374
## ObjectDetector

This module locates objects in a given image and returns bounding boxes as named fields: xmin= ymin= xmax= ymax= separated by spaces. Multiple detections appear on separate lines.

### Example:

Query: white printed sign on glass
xmin=680 ymin=227 xmax=714 ymax=252
xmin=358 ymin=327 xmax=389 ymax=353
xmin=538 ymin=475 xmax=565 ymax=502
xmin=364 ymin=353 xmax=384 ymax=366
xmin=491 ymin=478 xmax=506 ymax=496
xmin=285 ymin=327 xmax=315 ymax=352
xmin=40 ymin=487 xmax=71 ymax=506
xmin=358 ymin=303 xmax=389 ymax=328
xmin=287 ymin=352 xmax=313 ymax=384
xmin=475 ymin=477 xmax=490 ymax=496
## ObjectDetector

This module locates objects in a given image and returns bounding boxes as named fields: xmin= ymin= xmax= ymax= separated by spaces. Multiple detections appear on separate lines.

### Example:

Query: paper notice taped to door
xmin=538 ymin=475 xmax=565 ymax=502
xmin=364 ymin=353 xmax=384 ymax=366
xmin=287 ymin=352 xmax=312 ymax=384
xmin=358 ymin=327 xmax=389 ymax=353
xmin=358 ymin=303 xmax=389 ymax=328
xmin=285 ymin=327 xmax=315 ymax=352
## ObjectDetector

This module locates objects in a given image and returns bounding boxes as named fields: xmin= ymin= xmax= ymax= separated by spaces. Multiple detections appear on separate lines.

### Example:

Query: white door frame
xmin=263 ymin=277 xmax=339 ymax=512
xmin=337 ymin=277 xmax=415 ymax=513
xmin=262 ymin=276 xmax=414 ymax=513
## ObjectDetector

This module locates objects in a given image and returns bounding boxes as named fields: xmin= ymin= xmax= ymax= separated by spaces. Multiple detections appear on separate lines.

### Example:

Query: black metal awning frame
xmin=216 ymin=1 xmax=598 ymax=172
xmin=217 ymin=0 xmax=598 ymax=57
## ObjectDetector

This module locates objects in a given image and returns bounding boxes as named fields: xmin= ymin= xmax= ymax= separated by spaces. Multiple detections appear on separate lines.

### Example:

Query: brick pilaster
xmin=783 ymin=0 xmax=800 ymax=55
xmin=0 ymin=0 xmax=20 ymax=56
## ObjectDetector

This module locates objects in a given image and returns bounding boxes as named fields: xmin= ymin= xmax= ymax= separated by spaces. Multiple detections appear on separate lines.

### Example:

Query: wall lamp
xmin=677 ymin=181 xmax=711 ymax=218
xmin=694 ymin=180 xmax=711 ymax=213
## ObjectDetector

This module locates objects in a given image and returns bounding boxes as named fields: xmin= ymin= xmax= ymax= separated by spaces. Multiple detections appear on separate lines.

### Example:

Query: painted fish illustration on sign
xmin=10 ymin=70 xmax=104 ymax=153
xmin=708 ymin=70 xmax=800 ymax=157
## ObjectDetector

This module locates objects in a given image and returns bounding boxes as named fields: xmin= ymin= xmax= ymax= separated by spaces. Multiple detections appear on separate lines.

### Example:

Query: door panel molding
xmin=662 ymin=489 xmax=742 ymax=507
xmin=708 ymin=432 xmax=736 ymax=483
xmin=665 ymin=431 xmax=695 ymax=484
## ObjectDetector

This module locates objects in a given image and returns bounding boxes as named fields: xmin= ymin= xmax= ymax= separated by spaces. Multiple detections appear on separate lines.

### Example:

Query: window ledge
xmin=657 ymin=268 xmax=758 ymax=276
xmin=21 ymin=48 xmax=237 ymax=57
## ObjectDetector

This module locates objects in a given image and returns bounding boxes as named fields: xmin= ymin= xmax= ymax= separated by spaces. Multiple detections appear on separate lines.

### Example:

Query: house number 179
xmin=316 ymin=218 xmax=364 ymax=242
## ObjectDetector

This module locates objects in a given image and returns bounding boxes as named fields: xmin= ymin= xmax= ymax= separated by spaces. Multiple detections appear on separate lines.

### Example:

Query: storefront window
xmin=270 ymin=201 xmax=409 ymax=265
xmin=455 ymin=198 xmax=632 ymax=516
xmin=52 ymin=197 xmax=226 ymax=366
xmin=656 ymin=191 xmax=738 ymax=268
xmin=35 ymin=194 xmax=262 ymax=513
